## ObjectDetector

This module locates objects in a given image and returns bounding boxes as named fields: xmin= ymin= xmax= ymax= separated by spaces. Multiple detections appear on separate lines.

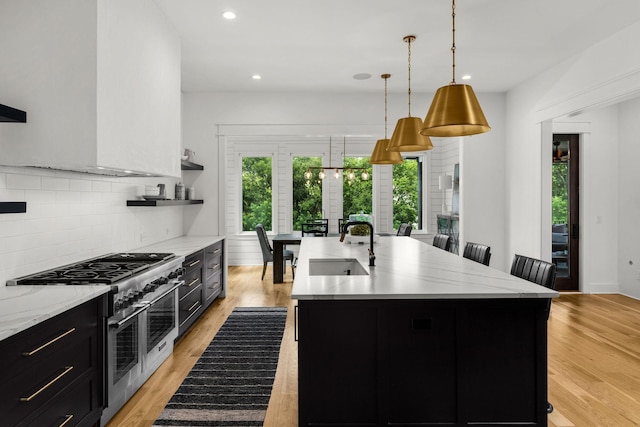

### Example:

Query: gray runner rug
xmin=153 ymin=306 xmax=288 ymax=426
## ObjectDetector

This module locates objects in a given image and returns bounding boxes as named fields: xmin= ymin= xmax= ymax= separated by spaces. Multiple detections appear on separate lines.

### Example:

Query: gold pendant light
xmin=387 ymin=35 xmax=433 ymax=152
xmin=370 ymin=74 xmax=403 ymax=164
xmin=420 ymin=0 xmax=490 ymax=137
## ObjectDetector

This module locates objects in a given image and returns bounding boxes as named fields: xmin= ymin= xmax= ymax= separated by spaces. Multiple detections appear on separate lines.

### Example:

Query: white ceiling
xmin=153 ymin=0 xmax=640 ymax=94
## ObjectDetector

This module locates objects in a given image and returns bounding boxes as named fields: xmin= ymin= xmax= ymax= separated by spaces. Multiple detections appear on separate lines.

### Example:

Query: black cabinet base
xmin=298 ymin=298 xmax=549 ymax=427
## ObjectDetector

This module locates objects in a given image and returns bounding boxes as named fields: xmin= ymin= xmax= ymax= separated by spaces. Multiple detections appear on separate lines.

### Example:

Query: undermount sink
xmin=308 ymin=258 xmax=369 ymax=276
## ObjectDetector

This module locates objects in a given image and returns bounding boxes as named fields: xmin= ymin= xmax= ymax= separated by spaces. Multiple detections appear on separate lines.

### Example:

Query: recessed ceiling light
xmin=222 ymin=11 xmax=236 ymax=20
xmin=252 ymin=74 xmax=262 ymax=80
xmin=353 ymin=73 xmax=372 ymax=80
xmin=461 ymin=74 xmax=472 ymax=80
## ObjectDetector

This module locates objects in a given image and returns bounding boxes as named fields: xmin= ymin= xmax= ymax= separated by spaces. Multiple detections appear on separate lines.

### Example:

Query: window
xmin=343 ymin=156 xmax=372 ymax=218
xmin=293 ymin=156 xmax=323 ymax=229
xmin=392 ymin=156 xmax=423 ymax=230
xmin=241 ymin=156 xmax=272 ymax=231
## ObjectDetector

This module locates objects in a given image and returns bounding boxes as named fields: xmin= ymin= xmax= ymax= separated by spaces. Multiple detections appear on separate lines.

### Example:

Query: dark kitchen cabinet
xmin=178 ymin=250 xmax=205 ymax=337
xmin=176 ymin=240 xmax=225 ymax=339
xmin=297 ymin=298 xmax=549 ymax=427
xmin=203 ymin=241 xmax=223 ymax=308
xmin=0 ymin=296 xmax=107 ymax=427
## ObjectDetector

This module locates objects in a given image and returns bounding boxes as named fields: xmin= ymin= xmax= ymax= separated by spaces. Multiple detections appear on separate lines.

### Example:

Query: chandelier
xmin=304 ymin=137 xmax=369 ymax=182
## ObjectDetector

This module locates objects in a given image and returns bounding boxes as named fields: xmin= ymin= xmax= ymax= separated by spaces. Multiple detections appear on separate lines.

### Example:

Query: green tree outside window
xmin=343 ymin=157 xmax=372 ymax=218
xmin=242 ymin=157 xmax=272 ymax=231
xmin=392 ymin=158 xmax=420 ymax=230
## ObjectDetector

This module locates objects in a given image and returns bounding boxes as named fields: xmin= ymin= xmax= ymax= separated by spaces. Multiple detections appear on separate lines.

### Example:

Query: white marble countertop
xmin=1 ymin=235 xmax=224 ymax=342
xmin=132 ymin=235 xmax=224 ymax=257
xmin=0 ymin=285 xmax=109 ymax=341
xmin=291 ymin=236 xmax=559 ymax=300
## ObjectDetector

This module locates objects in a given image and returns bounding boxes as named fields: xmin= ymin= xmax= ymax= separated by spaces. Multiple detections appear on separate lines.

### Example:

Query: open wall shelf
xmin=127 ymin=199 xmax=203 ymax=207
xmin=181 ymin=160 xmax=203 ymax=170
xmin=0 ymin=202 xmax=27 ymax=214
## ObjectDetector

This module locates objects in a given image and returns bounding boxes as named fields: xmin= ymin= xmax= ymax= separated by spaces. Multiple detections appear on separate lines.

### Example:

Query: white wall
xmin=505 ymin=20 xmax=640 ymax=294
xmin=618 ymin=97 xmax=640 ymax=298
xmin=0 ymin=166 xmax=183 ymax=286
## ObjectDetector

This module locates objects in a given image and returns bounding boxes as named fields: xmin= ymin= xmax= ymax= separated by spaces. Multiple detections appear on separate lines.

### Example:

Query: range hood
xmin=0 ymin=104 xmax=27 ymax=122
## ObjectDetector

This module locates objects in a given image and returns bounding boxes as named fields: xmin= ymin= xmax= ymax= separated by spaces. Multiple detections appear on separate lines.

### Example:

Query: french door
xmin=551 ymin=134 xmax=579 ymax=291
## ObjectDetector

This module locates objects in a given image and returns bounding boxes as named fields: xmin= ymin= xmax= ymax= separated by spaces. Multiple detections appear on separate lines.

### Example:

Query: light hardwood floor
xmin=106 ymin=266 xmax=640 ymax=427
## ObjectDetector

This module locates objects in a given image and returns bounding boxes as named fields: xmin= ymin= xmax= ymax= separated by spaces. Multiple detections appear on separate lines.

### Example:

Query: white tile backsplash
xmin=0 ymin=166 xmax=184 ymax=286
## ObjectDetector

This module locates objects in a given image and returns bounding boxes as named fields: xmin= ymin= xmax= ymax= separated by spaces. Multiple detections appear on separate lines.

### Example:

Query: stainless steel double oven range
xmin=8 ymin=252 xmax=186 ymax=424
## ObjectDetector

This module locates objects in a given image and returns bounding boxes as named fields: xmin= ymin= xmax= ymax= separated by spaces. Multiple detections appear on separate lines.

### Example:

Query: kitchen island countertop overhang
xmin=291 ymin=235 xmax=559 ymax=300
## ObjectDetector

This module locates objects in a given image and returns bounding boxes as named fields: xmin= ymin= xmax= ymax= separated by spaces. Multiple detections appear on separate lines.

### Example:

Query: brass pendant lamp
xmin=370 ymin=74 xmax=403 ymax=164
xmin=387 ymin=35 xmax=433 ymax=152
xmin=420 ymin=0 xmax=490 ymax=137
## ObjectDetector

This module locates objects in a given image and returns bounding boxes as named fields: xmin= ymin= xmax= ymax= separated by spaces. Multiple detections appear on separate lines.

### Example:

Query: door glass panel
xmin=552 ymin=139 xmax=569 ymax=278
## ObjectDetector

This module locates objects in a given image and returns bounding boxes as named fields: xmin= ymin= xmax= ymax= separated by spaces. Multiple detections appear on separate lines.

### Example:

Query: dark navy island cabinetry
xmin=0 ymin=295 xmax=107 ymax=427
xmin=298 ymin=298 xmax=549 ymax=427
xmin=293 ymin=236 xmax=556 ymax=427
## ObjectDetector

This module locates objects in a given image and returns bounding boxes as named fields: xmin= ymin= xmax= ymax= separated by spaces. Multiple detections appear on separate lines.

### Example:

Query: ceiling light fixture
xmin=387 ymin=36 xmax=433 ymax=152
xmin=222 ymin=11 xmax=236 ymax=20
xmin=370 ymin=74 xmax=403 ymax=165
xmin=252 ymin=74 xmax=261 ymax=80
xmin=420 ymin=0 xmax=490 ymax=137
xmin=304 ymin=137 xmax=369 ymax=182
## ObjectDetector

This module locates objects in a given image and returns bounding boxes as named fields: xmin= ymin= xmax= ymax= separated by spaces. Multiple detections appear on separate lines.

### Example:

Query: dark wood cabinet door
xmin=298 ymin=301 xmax=379 ymax=425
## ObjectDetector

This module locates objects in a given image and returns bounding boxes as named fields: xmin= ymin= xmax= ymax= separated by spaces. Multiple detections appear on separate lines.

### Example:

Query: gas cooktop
xmin=8 ymin=253 xmax=175 ymax=286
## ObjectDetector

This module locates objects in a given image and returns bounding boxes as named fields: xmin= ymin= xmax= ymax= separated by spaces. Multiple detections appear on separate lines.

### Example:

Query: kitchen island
xmin=292 ymin=236 xmax=558 ymax=427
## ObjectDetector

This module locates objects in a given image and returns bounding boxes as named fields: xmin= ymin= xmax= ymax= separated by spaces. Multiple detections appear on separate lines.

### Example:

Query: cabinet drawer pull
xmin=22 ymin=328 xmax=76 ymax=356
xmin=208 ymin=263 xmax=220 ymax=270
xmin=20 ymin=366 xmax=74 ymax=402
xmin=208 ymin=281 xmax=220 ymax=289
xmin=187 ymin=259 xmax=201 ymax=268
xmin=213 ymin=248 xmax=221 ymax=254
xmin=187 ymin=301 xmax=200 ymax=312
xmin=59 ymin=414 xmax=74 ymax=427
xmin=187 ymin=278 xmax=199 ymax=288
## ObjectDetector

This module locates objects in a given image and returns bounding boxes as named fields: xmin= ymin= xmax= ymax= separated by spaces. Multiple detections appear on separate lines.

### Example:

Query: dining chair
xmin=397 ymin=223 xmax=412 ymax=236
xmin=255 ymin=224 xmax=295 ymax=280
xmin=510 ymin=253 xmax=557 ymax=414
xmin=432 ymin=233 xmax=451 ymax=251
xmin=338 ymin=218 xmax=347 ymax=234
xmin=462 ymin=241 xmax=492 ymax=266
xmin=301 ymin=219 xmax=329 ymax=236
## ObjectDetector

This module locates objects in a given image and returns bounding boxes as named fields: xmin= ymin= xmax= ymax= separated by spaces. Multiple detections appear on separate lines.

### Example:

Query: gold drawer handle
xmin=187 ymin=301 xmax=200 ymax=312
xmin=187 ymin=278 xmax=199 ymax=287
xmin=187 ymin=259 xmax=201 ymax=268
xmin=59 ymin=414 xmax=74 ymax=427
xmin=23 ymin=328 xmax=76 ymax=356
xmin=20 ymin=366 xmax=74 ymax=402
xmin=207 ymin=263 xmax=220 ymax=270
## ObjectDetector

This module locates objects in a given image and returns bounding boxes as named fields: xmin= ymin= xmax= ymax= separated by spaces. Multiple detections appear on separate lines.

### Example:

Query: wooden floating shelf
xmin=127 ymin=199 xmax=204 ymax=207
xmin=181 ymin=160 xmax=204 ymax=170
xmin=0 ymin=201 xmax=27 ymax=214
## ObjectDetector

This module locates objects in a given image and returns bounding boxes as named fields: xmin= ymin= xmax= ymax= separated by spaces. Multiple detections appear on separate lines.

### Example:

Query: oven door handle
xmin=109 ymin=305 xmax=148 ymax=329
xmin=147 ymin=280 xmax=184 ymax=305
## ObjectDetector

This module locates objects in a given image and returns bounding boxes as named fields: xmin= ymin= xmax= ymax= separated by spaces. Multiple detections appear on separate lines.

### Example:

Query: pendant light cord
xmin=407 ymin=36 xmax=413 ymax=117
xmin=383 ymin=74 xmax=390 ymax=139
xmin=451 ymin=0 xmax=457 ymax=85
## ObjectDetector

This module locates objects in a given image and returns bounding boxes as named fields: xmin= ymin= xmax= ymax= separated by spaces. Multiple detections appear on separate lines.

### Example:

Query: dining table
xmin=272 ymin=232 xmax=303 ymax=283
